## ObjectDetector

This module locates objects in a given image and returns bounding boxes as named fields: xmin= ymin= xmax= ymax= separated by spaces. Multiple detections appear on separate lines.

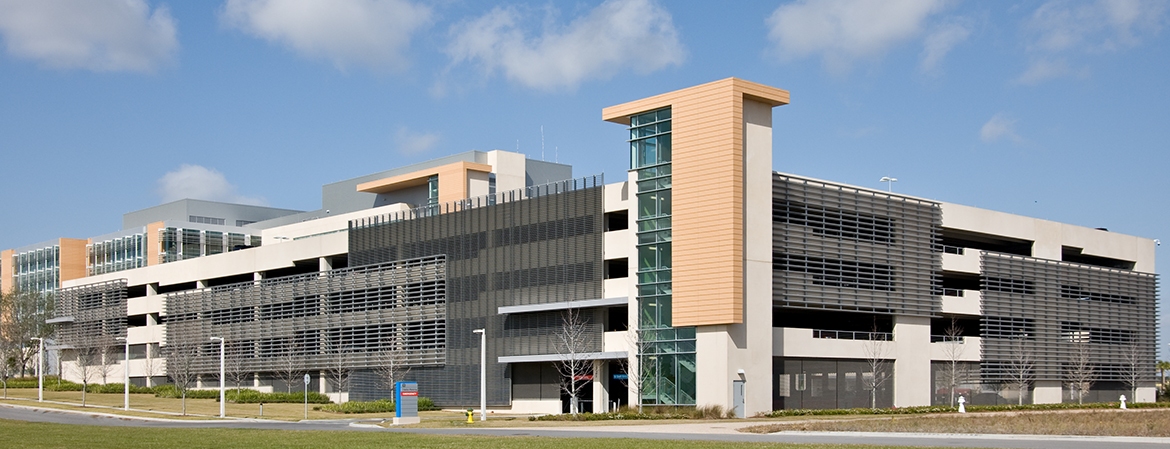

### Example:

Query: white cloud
xmin=0 ymin=0 xmax=177 ymax=72
xmin=766 ymin=0 xmax=950 ymax=74
xmin=1014 ymin=58 xmax=1083 ymax=85
xmin=920 ymin=20 xmax=971 ymax=74
xmin=447 ymin=0 xmax=684 ymax=91
xmin=221 ymin=0 xmax=433 ymax=72
xmin=1019 ymin=0 xmax=1167 ymax=82
xmin=157 ymin=165 xmax=267 ymax=206
xmin=980 ymin=113 xmax=1023 ymax=144
xmin=394 ymin=127 xmax=440 ymax=155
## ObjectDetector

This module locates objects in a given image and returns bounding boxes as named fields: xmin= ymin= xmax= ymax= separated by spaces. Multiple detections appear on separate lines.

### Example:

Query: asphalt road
xmin=2 ymin=403 xmax=1168 ymax=449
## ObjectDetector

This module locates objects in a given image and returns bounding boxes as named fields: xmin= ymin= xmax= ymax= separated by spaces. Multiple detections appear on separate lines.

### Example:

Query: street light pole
xmin=115 ymin=337 xmax=129 ymax=410
xmin=473 ymin=328 xmax=485 ymax=421
xmin=32 ymin=337 xmax=43 ymax=402
xmin=210 ymin=337 xmax=225 ymax=418
xmin=879 ymin=176 xmax=898 ymax=193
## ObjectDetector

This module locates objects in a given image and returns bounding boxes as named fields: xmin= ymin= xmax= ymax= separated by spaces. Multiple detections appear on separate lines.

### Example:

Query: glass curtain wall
xmin=630 ymin=107 xmax=696 ymax=405
xmin=14 ymin=246 xmax=60 ymax=293
xmin=87 ymin=234 xmax=146 ymax=276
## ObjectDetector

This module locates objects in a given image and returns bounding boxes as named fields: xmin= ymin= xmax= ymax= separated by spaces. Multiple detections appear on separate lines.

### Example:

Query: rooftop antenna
xmin=541 ymin=125 xmax=545 ymax=161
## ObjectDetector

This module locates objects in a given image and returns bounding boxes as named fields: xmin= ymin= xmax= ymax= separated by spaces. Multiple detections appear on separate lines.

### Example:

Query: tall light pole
xmin=31 ymin=337 xmax=43 ymax=402
xmin=879 ymin=176 xmax=898 ymax=193
xmin=115 ymin=337 xmax=129 ymax=410
xmin=210 ymin=337 xmax=225 ymax=418
xmin=472 ymin=328 xmax=486 ymax=421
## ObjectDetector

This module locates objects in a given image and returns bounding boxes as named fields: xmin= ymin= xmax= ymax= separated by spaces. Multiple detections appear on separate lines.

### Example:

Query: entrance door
xmin=732 ymin=380 xmax=745 ymax=418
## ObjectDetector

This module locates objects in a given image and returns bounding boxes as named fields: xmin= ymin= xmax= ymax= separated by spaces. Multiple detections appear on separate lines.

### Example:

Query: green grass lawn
xmin=743 ymin=408 xmax=1170 ymax=437
xmin=0 ymin=419 xmax=957 ymax=449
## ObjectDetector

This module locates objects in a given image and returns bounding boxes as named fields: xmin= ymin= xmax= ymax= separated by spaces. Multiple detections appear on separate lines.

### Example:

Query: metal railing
xmin=812 ymin=329 xmax=893 ymax=341
xmin=933 ymin=244 xmax=965 ymax=255
xmin=939 ymin=288 xmax=965 ymax=297
xmin=930 ymin=335 xmax=966 ymax=343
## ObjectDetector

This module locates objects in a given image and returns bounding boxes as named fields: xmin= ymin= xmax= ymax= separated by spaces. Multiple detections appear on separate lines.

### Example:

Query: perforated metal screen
xmin=980 ymin=253 xmax=1158 ymax=383
xmin=772 ymin=173 xmax=942 ymax=316
xmin=348 ymin=176 xmax=605 ymax=406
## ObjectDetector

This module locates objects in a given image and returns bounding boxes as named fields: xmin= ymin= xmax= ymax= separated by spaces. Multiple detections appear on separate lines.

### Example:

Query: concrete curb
xmin=774 ymin=430 xmax=1170 ymax=444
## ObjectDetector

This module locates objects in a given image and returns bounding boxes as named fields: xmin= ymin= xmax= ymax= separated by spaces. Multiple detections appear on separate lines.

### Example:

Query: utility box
xmin=394 ymin=381 xmax=420 ymax=425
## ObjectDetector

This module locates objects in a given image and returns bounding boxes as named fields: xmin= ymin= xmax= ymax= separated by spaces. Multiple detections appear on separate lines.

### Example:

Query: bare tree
xmin=224 ymin=342 xmax=251 ymax=396
xmin=375 ymin=337 xmax=411 ymax=398
xmin=164 ymin=342 xmax=199 ymax=415
xmin=938 ymin=319 xmax=968 ymax=406
xmin=1066 ymin=337 xmax=1095 ymax=405
xmin=0 ymin=328 xmax=18 ymax=398
xmin=618 ymin=327 xmax=653 ymax=413
xmin=1120 ymin=339 xmax=1144 ymax=403
xmin=272 ymin=344 xmax=305 ymax=394
xmin=1005 ymin=336 xmax=1034 ymax=406
xmin=96 ymin=341 xmax=119 ymax=384
xmin=862 ymin=326 xmax=891 ymax=409
xmin=554 ymin=308 xmax=593 ymax=416
xmin=72 ymin=346 xmax=99 ymax=407
xmin=2 ymin=290 xmax=54 ymax=377
xmin=141 ymin=343 xmax=162 ymax=388
xmin=325 ymin=340 xmax=352 ymax=404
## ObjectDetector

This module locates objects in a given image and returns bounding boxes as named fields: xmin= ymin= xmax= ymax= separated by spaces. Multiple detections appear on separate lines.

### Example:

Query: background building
xmin=32 ymin=78 xmax=1158 ymax=415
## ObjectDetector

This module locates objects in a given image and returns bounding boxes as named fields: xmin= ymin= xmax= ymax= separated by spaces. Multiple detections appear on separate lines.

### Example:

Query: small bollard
xmin=1120 ymin=395 xmax=1127 ymax=409
xmin=259 ymin=403 xmax=264 ymax=417
xmin=957 ymin=395 xmax=966 ymax=414
xmin=466 ymin=409 xmax=474 ymax=423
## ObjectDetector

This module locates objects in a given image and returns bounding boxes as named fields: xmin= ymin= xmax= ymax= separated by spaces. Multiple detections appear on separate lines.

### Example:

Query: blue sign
xmin=395 ymin=381 xmax=419 ymax=419
xmin=612 ymin=373 xmax=628 ymax=380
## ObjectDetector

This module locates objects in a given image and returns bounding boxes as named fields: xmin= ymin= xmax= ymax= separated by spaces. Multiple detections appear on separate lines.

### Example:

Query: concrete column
xmin=592 ymin=360 xmax=607 ymax=413
xmin=319 ymin=257 xmax=332 ymax=272
xmin=197 ymin=280 xmax=208 ymax=289
xmin=146 ymin=283 xmax=159 ymax=296
xmin=1033 ymin=380 xmax=1062 ymax=404
xmin=893 ymin=315 xmax=931 ymax=407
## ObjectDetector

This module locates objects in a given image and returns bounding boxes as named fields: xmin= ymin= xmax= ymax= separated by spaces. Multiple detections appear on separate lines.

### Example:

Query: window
xmin=189 ymin=215 xmax=225 ymax=225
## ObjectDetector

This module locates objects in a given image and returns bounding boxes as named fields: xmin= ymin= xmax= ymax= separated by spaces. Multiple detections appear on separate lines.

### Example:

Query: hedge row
xmin=314 ymin=398 xmax=437 ymax=414
xmin=759 ymin=401 xmax=1170 ymax=418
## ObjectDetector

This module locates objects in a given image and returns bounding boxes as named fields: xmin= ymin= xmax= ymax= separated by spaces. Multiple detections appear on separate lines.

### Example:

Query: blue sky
xmin=1 ymin=0 xmax=1168 ymax=356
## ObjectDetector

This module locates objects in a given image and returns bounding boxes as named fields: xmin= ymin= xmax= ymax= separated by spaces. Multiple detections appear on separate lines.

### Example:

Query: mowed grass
xmin=743 ymin=408 xmax=1170 ymax=437
xmin=0 ymin=388 xmax=401 ymax=421
xmin=0 ymin=419 xmax=960 ymax=449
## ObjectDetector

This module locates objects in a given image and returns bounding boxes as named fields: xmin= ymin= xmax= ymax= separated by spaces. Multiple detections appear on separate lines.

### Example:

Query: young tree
xmin=3 ymin=291 xmax=55 ymax=377
xmin=96 ymin=341 xmax=119 ymax=385
xmin=141 ymin=344 xmax=162 ymax=388
xmin=938 ymin=319 xmax=968 ymax=406
xmin=272 ymin=343 xmax=305 ymax=394
xmin=1066 ymin=337 xmax=1095 ymax=405
xmin=554 ymin=308 xmax=593 ymax=416
xmin=165 ymin=342 xmax=199 ymax=415
xmin=618 ymin=326 xmax=653 ymax=413
xmin=862 ymin=326 xmax=891 ymax=409
xmin=1120 ymin=339 xmax=1144 ymax=403
xmin=1005 ymin=336 xmax=1034 ymax=406
xmin=72 ymin=346 xmax=99 ymax=407
xmin=0 ymin=329 xmax=18 ymax=398
xmin=374 ymin=337 xmax=411 ymax=398
xmin=325 ymin=340 xmax=352 ymax=404
xmin=224 ymin=342 xmax=251 ymax=396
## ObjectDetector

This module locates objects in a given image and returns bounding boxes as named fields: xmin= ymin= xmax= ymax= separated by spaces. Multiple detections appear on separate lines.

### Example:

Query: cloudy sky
xmin=1 ymin=0 xmax=1168 ymax=355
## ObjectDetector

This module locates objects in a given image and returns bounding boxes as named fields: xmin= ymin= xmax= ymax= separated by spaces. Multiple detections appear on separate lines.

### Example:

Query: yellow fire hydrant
xmin=466 ymin=409 xmax=474 ymax=423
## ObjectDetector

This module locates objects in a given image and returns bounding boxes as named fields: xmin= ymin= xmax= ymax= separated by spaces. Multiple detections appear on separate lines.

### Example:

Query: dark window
xmin=774 ymin=253 xmax=895 ymax=291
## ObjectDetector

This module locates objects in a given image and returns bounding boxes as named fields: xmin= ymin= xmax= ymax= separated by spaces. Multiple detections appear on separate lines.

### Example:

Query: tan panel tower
xmin=604 ymin=78 xmax=788 ymax=416
xmin=0 ymin=249 xmax=13 ymax=294
xmin=58 ymin=238 xmax=89 ymax=284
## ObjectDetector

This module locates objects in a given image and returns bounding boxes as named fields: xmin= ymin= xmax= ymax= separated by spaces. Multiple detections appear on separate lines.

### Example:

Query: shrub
xmin=225 ymin=390 xmax=331 ymax=404
xmin=2 ymin=376 xmax=82 ymax=391
xmin=758 ymin=401 xmax=1170 ymax=418
xmin=314 ymin=397 xmax=436 ymax=414
xmin=84 ymin=383 xmax=155 ymax=394
xmin=151 ymin=384 xmax=219 ymax=399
